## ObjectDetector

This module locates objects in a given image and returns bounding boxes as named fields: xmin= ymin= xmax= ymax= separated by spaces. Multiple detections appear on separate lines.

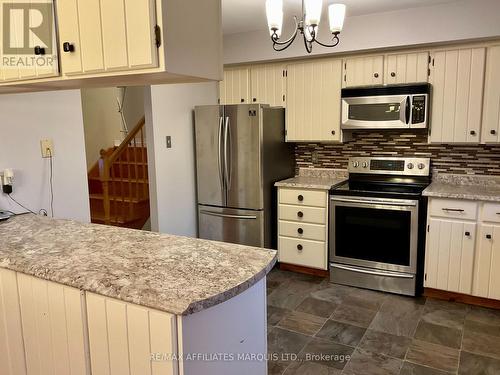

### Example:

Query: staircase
xmin=87 ymin=116 xmax=150 ymax=229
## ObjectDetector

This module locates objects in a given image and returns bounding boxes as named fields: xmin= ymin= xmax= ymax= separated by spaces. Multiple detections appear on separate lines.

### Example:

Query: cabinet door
xmin=250 ymin=64 xmax=286 ymax=107
xmin=0 ymin=269 xmax=26 ymax=375
xmin=16 ymin=273 xmax=89 ymax=375
xmin=385 ymin=52 xmax=429 ymax=84
xmin=429 ymin=48 xmax=485 ymax=143
xmin=481 ymin=46 xmax=500 ymax=143
xmin=57 ymin=0 xmax=158 ymax=76
xmin=286 ymin=58 xmax=342 ymax=142
xmin=473 ymin=224 xmax=500 ymax=300
xmin=425 ymin=218 xmax=476 ymax=294
xmin=343 ymin=55 xmax=384 ymax=87
xmin=0 ymin=0 xmax=59 ymax=82
xmin=219 ymin=67 xmax=250 ymax=104
xmin=86 ymin=292 xmax=178 ymax=375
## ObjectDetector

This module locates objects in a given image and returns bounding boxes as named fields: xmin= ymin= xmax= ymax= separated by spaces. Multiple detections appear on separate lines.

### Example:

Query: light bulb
xmin=305 ymin=0 xmax=323 ymax=26
xmin=266 ymin=0 xmax=283 ymax=37
xmin=329 ymin=3 xmax=346 ymax=33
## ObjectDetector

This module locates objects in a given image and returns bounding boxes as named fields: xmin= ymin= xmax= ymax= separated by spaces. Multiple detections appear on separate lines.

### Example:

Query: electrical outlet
xmin=40 ymin=139 xmax=54 ymax=158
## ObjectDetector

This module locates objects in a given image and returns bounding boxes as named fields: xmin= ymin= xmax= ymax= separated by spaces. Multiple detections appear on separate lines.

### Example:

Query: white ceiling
xmin=222 ymin=0 xmax=461 ymax=35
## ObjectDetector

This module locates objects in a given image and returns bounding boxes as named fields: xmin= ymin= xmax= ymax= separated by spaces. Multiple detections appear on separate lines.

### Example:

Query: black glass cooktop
xmin=331 ymin=175 xmax=431 ymax=199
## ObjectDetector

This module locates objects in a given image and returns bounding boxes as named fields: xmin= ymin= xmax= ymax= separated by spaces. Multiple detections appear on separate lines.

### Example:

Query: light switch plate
xmin=166 ymin=136 xmax=172 ymax=148
xmin=40 ymin=139 xmax=54 ymax=158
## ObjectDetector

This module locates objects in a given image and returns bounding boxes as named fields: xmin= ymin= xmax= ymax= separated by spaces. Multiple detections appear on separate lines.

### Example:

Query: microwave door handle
xmin=405 ymin=96 xmax=411 ymax=125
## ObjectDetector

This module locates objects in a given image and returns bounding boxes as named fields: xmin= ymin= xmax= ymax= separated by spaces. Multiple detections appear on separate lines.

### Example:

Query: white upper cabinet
xmin=250 ymin=63 xmax=286 ymax=107
xmin=0 ymin=0 xmax=59 ymax=82
xmin=56 ymin=0 xmax=158 ymax=76
xmin=286 ymin=58 xmax=342 ymax=142
xmin=429 ymin=47 xmax=486 ymax=143
xmin=384 ymin=52 xmax=429 ymax=84
xmin=481 ymin=46 xmax=500 ymax=143
xmin=343 ymin=55 xmax=384 ymax=87
xmin=219 ymin=67 xmax=250 ymax=105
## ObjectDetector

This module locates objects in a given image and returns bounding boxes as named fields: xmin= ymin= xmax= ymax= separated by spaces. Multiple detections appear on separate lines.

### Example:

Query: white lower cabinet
xmin=473 ymin=224 xmax=500 ymax=299
xmin=278 ymin=187 xmax=329 ymax=270
xmin=425 ymin=198 xmax=500 ymax=300
xmin=425 ymin=218 xmax=476 ymax=294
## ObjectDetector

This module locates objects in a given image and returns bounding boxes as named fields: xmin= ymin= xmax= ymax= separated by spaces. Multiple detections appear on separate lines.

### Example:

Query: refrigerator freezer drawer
xmin=198 ymin=206 xmax=264 ymax=248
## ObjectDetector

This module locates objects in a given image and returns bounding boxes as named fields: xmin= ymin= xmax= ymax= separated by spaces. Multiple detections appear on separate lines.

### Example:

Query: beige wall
xmin=81 ymin=86 xmax=145 ymax=169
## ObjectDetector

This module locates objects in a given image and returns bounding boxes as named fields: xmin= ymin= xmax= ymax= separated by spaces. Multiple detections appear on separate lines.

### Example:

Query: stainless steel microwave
xmin=341 ymin=84 xmax=430 ymax=130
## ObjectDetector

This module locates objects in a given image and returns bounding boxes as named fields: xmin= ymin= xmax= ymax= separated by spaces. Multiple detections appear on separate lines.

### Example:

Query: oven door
xmin=330 ymin=196 xmax=419 ymax=274
xmin=341 ymin=95 xmax=410 ymax=129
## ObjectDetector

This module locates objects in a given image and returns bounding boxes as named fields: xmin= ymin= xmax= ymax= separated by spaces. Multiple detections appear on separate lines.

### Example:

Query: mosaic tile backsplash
xmin=295 ymin=130 xmax=500 ymax=175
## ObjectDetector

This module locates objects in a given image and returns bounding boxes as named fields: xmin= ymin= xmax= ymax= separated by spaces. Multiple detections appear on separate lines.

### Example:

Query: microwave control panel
xmin=411 ymin=95 xmax=427 ymax=124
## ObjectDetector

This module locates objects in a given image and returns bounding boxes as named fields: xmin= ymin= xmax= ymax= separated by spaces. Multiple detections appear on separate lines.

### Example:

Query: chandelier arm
xmin=272 ymin=31 xmax=298 ymax=51
xmin=302 ymin=33 xmax=313 ymax=54
xmin=270 ymin=16 xmax=300 ymax=46
xmin=313 ymin=33 xmax=341 ymax=48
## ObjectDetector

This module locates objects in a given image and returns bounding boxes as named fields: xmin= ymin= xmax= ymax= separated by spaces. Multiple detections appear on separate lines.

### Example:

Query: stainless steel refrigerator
xmin=194 ymin=104 xmax=294 ymax=248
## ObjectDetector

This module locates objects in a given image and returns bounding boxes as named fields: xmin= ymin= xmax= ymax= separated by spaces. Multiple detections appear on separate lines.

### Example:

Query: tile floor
xmin=266 ymin=268 xmax=500 ymax=375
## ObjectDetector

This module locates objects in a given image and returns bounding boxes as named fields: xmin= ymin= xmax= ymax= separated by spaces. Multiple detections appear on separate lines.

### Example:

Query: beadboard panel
xmin=0 ymin=269 xmax=27 ymax=375
xmin=295 ymin=131 xmax=500 ymax=175
xmin=86 ymin=292 xmax=178 ymax=375
xmin=16 ymin=273 xmax=89 ymax=375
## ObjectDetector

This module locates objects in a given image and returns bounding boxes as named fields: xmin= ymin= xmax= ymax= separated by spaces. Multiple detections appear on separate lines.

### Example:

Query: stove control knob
xmin=362 ymin=162 xmax=368 ymax=168
xmin=352 ymin=161 xmax=360 ymax=168
xmin=407 ymin=163 xmax=414 ymax=170
xmin=418 ymin=163 xmax=426 ymax=170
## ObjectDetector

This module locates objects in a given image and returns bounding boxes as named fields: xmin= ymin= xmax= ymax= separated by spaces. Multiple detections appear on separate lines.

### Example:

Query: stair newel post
xmin=101 ymin=150 xmax=111 ymax=226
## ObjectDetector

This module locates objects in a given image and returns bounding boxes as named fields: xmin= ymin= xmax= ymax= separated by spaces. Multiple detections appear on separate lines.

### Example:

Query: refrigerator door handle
xmin=218 ymin=116 xmax=225 ymax=190
xmin=200 ymin=210 xmax=258 ymax=220
xmin=224 ymin=116 xmax=232 ymax=189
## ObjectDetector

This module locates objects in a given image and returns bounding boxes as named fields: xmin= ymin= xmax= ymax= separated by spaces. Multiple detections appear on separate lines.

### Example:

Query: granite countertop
xmin=0 ymin=215 xmax=277 ymax=315
xmin=275 ymin=168 xmax=348 ymax=190
xmin=423 ymin=173 xmax=500 ymax=202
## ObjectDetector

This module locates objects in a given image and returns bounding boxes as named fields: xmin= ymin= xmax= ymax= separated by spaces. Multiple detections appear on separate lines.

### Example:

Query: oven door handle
xmin=331 ymin=197 xmax=418 ymax=207
xmin=332 ymin=264 xmax=415 ymax=279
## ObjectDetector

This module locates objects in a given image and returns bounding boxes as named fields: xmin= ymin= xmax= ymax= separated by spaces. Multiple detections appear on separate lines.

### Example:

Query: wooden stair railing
xmin=99 ymin=116 xmax=148 ymax=226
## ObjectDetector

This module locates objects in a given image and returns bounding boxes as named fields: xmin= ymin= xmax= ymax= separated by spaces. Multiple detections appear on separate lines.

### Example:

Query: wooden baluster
xmin=102 ymin=156 xmax=111 ymax=225
xmin=119 ymin=155 xmax=124 ymax=224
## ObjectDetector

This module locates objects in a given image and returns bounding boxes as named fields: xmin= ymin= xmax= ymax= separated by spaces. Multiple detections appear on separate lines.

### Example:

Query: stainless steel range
xmin=329 ymin=157 xmax=431 ymax=296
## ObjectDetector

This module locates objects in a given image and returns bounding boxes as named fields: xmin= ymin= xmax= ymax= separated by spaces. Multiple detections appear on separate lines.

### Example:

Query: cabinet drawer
xmin=278 ymin=204 xmax=327 ymax=225
xmin=278 ymin=237 xmax=327 ymax=270
xmin=279 ymin=221 xmax=326 ymax=242
xmin=279 ymin=188 xmax=327 ymax=208
xmin=429 ymin=198 xmax=478 ymax=220
xmin=481 ymin=203 xmax=500 ymax=223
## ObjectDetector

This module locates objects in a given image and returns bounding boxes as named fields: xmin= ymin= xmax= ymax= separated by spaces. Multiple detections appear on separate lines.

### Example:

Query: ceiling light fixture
xmin=266 ymin=0 xmax=346 ymax=53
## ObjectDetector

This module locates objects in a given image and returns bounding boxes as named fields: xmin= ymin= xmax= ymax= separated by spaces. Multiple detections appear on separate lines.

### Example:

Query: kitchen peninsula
xmin=0 ymin=215 xmax=276 ymax=375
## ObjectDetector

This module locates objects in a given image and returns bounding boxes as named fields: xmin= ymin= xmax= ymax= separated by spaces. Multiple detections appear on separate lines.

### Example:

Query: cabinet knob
xmin=374 ymin=72 xmax=379 ymax=78
xmin=298 ymin=194 xmax=304 ymax=202
xmin=63 ymin=42 xmax=75 ymax=53
xmin=331 ymin=130 xmax=336 ymax=135
xmin=486 ymin=234 xmax=492 ymax=239
xmin=297 ymin=228 xmax=303 ymax=234
xmin=491 ymin=129 xmax=497 ymax=135
xmin=252 ymin=98 xmax=257 ymax=102
xmin=34 ymin=46 xmax=45 ymax=55
xmin=465 ymin=231 xmax=470 ymax=237
xmin=391 ymin=72 xmax=396 ymax=77
xmin=470 ymin=130 xmax=476 ymax=136
xmin=297 ymin=211 xmax=304 ymax=218
xmin=240 ymin=99 xmax=245 ymax=103
xmin=297 ymin=244 xmax=303 ymax=251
